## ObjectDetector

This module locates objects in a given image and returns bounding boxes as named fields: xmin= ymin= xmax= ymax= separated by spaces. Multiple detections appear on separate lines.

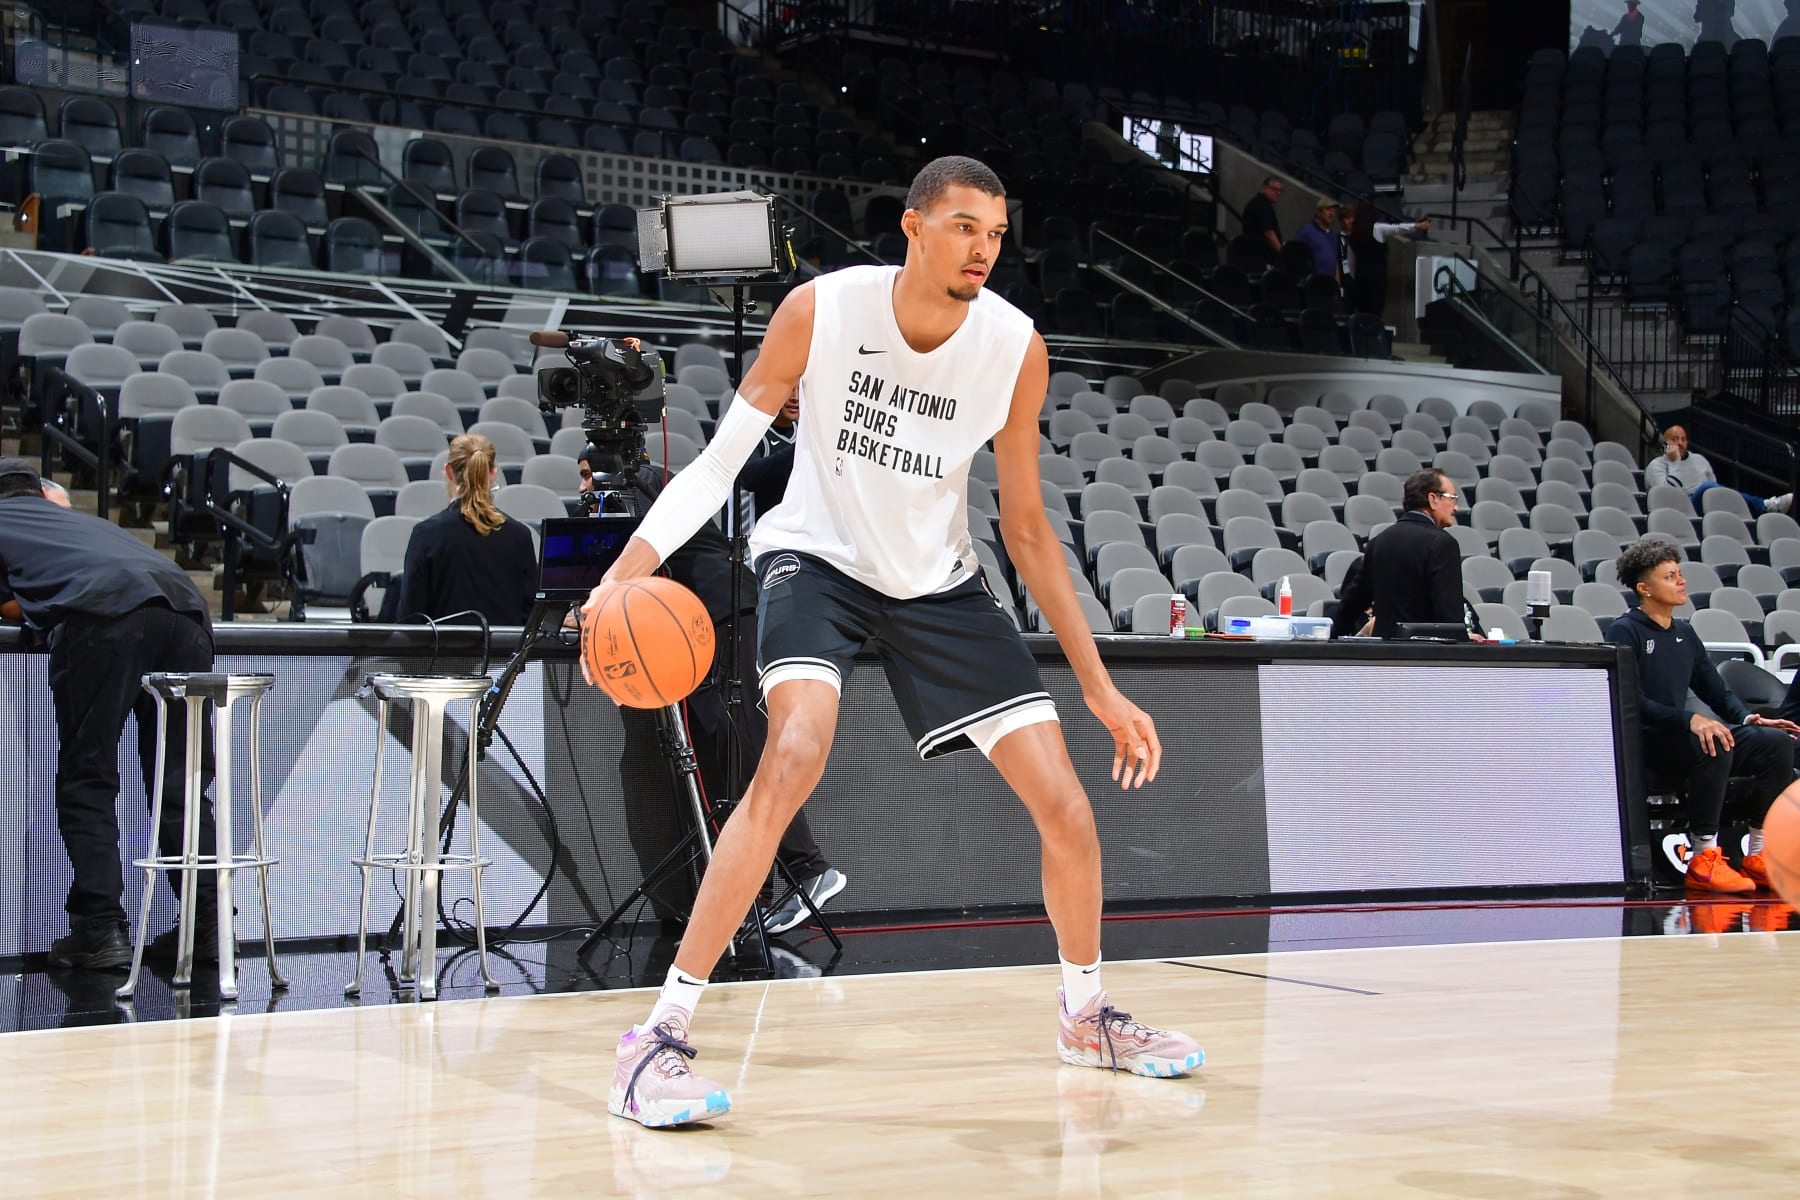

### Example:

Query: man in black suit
xmin=1332 ymin=467 xmax=1466 ymax=640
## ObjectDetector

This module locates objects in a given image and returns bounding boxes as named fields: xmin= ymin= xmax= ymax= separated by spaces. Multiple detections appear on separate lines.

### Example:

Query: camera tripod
xmin=474 ymin=596 xmax=840 ymax=970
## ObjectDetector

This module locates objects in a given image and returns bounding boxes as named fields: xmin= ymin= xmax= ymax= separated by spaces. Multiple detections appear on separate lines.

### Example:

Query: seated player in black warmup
xmin=1606 ymin=538 xmax=1800 ymax=893
xmin=0 ymin=458 xmax=219 ymax=969
xmin=397 ymin=432 xmax=537 ymax=625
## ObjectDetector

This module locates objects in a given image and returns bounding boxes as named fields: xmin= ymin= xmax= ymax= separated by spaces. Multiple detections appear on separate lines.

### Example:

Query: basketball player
xmin=584 ymin=156 xmax=1203 ymax=1129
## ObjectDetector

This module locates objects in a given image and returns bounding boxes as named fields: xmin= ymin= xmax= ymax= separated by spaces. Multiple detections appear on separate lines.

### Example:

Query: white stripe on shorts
xmin=915 ymin=690 xmax=1055 ymax=757
xmin=760 ymin=656 xmax=843 ymax=695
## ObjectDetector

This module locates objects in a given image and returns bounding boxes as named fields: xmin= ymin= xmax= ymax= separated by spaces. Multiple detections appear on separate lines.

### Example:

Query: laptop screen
xmin=537 ymin=514 xmax=641 ymax=602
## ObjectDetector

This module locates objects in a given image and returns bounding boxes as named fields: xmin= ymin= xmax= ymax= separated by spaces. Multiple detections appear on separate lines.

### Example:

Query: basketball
xmin=581 ymin=577 xmax=715 ymax=709
xmin=1762 ymin=788 xmax=1800 ymax=907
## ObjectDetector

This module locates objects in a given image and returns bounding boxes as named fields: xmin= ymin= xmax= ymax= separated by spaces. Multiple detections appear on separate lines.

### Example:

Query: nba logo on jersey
xmin=833 ymin=457 xmax=843 ymax=476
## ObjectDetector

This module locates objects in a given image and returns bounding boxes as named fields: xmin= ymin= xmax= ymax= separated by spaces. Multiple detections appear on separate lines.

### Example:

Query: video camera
xmin=530 ymin=330 xmax=665 ymax=511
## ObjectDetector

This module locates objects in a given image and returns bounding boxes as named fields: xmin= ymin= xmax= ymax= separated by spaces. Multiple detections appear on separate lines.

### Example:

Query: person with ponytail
xmin=396 ymin=432 xmax=537 ymax=624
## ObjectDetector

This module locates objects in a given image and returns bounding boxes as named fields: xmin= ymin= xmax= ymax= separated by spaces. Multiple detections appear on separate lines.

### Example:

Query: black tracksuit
xmin=1606 ymin=607 xmax=1793 ymax=836
xmin=0 ymin=496 xmax=216 ymax=924
xmin=1333 ymin=510 xmax=1465 ymax=640
xmin=621 ymin=466 xmax=828 ymax=883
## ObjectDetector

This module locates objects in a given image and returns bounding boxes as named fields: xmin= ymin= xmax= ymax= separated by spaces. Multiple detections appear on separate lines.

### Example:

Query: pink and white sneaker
xmin=1057 ymin=989 xmax=1204 ymax=1078
xmin=607 ymin=1008 xmax=732 ymax=1128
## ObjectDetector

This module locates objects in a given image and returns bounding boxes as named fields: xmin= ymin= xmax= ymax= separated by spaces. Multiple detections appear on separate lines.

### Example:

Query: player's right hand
xmin=1691 ymin=713 xmax=1734 ymax=756
xmin=576 ymin=581 xmax=623 ymax=686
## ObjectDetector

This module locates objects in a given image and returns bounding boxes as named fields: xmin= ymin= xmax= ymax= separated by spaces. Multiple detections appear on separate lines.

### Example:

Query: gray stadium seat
xmin=256 ymin=356 xmax=326 ymax=403
xmin=392 ymin=391 xmax=464 ymax=437
xmin=327 ymin=442 xmax=409 ymax=515
xmin=493 ymin=482 xmax=568 ymax=528
xmin=287 ymin=474 xmax=377 ymax=608
xmin=375 ymin=415 xmax=449 ymax=480
xmin=373 ymin=341 xmax=435 ymax=386
xmin=396 ymin=478 xmax=449 ymax=519
xmin=522 ymin=454 xmax=582 ymax=494
xmin=227 ymin=436 xmax=312 ymax=492
xmin=154 ymin=303 xmax=217 ymax=349
xmin=200 ymin=328 xmax=269 ymax=378
xmin=359 ymin=514 xmax=419 ymax=620
xmin=272 ymin=408 xmax=350 ymax=474
xmin=306 ymin=385 xmax=380 ymax=441
xmin=1541 ymin=604 xmax=1603 ymax=643
xmin=238 ymin=310 xmax=301 ymax=354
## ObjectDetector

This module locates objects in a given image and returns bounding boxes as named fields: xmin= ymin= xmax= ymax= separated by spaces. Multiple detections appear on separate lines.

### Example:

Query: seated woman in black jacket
xmin=396 ymin=432 xmax=537 ymax=624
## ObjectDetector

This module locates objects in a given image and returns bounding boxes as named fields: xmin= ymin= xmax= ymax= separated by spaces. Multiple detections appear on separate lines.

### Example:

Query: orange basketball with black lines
xmin=1762 ymin=788 xmax=1800 ymax=908
xmin=581 ymin=577 xmax=715 ymax=708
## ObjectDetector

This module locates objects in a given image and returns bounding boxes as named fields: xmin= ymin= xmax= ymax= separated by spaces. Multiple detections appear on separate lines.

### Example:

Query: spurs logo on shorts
xmin=762 ymin=553 xmax=802 ymax=590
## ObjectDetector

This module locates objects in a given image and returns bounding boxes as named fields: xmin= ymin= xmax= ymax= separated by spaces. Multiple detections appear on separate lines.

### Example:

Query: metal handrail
xmin=332 ymin=147 xmax=481 ymax=285
xmin=1090 ymin=226 xmax=1249 ymax=326
xmin=1429 ymin=245 xmax=1661 ymax=459
xmin=34 ymin=366 xmax=117 ymax=519
xmin=199 ymin=445 xmax=296 ymax=622
xmin=768 ymin=194 xmax=888 ymax=270
xmin=1420 ymin=210 xmax=1525 ymax=287
xmin=1432 ymin=261 xmax=1554 ymax=376
xmin=1428 ymin=214 xmax=1662 ymax=455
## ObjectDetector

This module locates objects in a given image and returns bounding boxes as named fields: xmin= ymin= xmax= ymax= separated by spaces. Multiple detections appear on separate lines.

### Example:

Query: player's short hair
xmin=0 ymin=456 xmax=42 ymax=499
xmin=1615 ymin=537 xmax=1682 ymax=591
xmin=1401 ymin=468 xmax=1446 ymax=513
xmin=905 ymin=156 xmax=1005 ymax=213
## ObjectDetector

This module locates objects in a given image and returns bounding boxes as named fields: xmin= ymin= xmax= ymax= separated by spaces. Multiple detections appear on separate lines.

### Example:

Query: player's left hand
xmin=1087 ymin=686 xmax=1161 ymax=789
xmin=1747 ymin=712 xmax=1800 ymax=735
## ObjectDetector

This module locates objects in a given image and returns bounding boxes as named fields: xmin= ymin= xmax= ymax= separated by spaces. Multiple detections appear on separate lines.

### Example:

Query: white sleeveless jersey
xmin=748 ymin=265 xmax=1036 ymax=599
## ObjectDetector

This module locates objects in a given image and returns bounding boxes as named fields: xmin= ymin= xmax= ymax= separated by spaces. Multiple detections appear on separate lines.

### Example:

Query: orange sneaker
xmin=1685 ymin=846 xmax=1757 ymax=894
xmin=1740 ymin=853 xmax=1772 ymax=890
xmin=1687 ymin=901 xmax=1752 ymax=935
xmin=1749 ymin=902 xmax=1794 ymax=934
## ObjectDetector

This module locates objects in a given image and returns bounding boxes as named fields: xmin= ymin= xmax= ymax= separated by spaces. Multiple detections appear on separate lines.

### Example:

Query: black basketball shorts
xmin=754 ymin=550 xmax=1055 ymax=759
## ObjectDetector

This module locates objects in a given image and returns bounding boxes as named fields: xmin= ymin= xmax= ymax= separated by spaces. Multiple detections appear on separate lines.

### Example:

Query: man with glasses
xmin=1240 ymin=176 xmax=1285 ymax=264
xmin=1607 ymin=537 xmax=1800 ymax=893
xmin=1333 ymin=467 xmax=1466 ymax=640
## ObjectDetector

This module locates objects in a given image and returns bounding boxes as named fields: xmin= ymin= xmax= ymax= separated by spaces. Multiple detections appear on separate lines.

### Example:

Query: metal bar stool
xmin=346 ymin=674 xmax=498 ymax=1002
xmin=118 ymin=672 xmax=286 ymax=1003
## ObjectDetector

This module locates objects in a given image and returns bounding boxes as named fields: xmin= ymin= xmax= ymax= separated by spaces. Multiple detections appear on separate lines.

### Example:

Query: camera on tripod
xmin=530 ymin=330 xmax=666 ymax=512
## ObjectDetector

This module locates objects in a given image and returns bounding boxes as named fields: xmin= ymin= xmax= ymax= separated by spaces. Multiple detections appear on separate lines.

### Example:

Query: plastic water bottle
xmin=1277 ymin=576 xmax=1293 ymax=616
xmin=1168 ymin=594 xmax=1188 ymax=636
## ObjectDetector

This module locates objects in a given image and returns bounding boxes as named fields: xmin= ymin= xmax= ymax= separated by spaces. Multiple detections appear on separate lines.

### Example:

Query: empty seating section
xmin=36 ymin=300 xmax=708 ymax=608
xmin=0 ymin=7 xmax=1413 ymax=354
xmin=1514 ymin=40 xmax=1800 ymax=344
xmin=0 ymin=3 xmax=911 ymax=297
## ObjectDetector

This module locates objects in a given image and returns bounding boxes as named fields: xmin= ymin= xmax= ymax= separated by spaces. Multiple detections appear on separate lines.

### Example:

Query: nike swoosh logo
xmin=857 ymin=345 xmax=885 ymax=355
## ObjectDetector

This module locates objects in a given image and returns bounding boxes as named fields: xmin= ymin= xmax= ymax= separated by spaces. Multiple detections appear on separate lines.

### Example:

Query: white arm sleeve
xmin=633 ymin=394 xmax=777 ymax=561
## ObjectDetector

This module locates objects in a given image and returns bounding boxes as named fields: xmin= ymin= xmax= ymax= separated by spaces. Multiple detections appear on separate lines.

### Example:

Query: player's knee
xmin=1035 ymin=789 xmax=1099 ymax=847
xmin=766 ymin=719 xmax=833 ymax=783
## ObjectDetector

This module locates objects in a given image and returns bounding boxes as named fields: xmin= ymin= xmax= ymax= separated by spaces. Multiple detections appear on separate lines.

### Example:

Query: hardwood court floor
xmin=6 ymin=932 xmax=1799 ymax=1198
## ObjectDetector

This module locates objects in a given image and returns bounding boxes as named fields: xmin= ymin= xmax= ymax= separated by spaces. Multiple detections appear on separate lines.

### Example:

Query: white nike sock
xmin=646 ymin=965 xmax=708 ymax=1030
xmin=1748 ymin=827 xmax=1765 ymax=855
xmin=1692 ymin=833 xmax=1720 ymax=855
xmin=1061 ymin=954 xmax=1103 ymax=1012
